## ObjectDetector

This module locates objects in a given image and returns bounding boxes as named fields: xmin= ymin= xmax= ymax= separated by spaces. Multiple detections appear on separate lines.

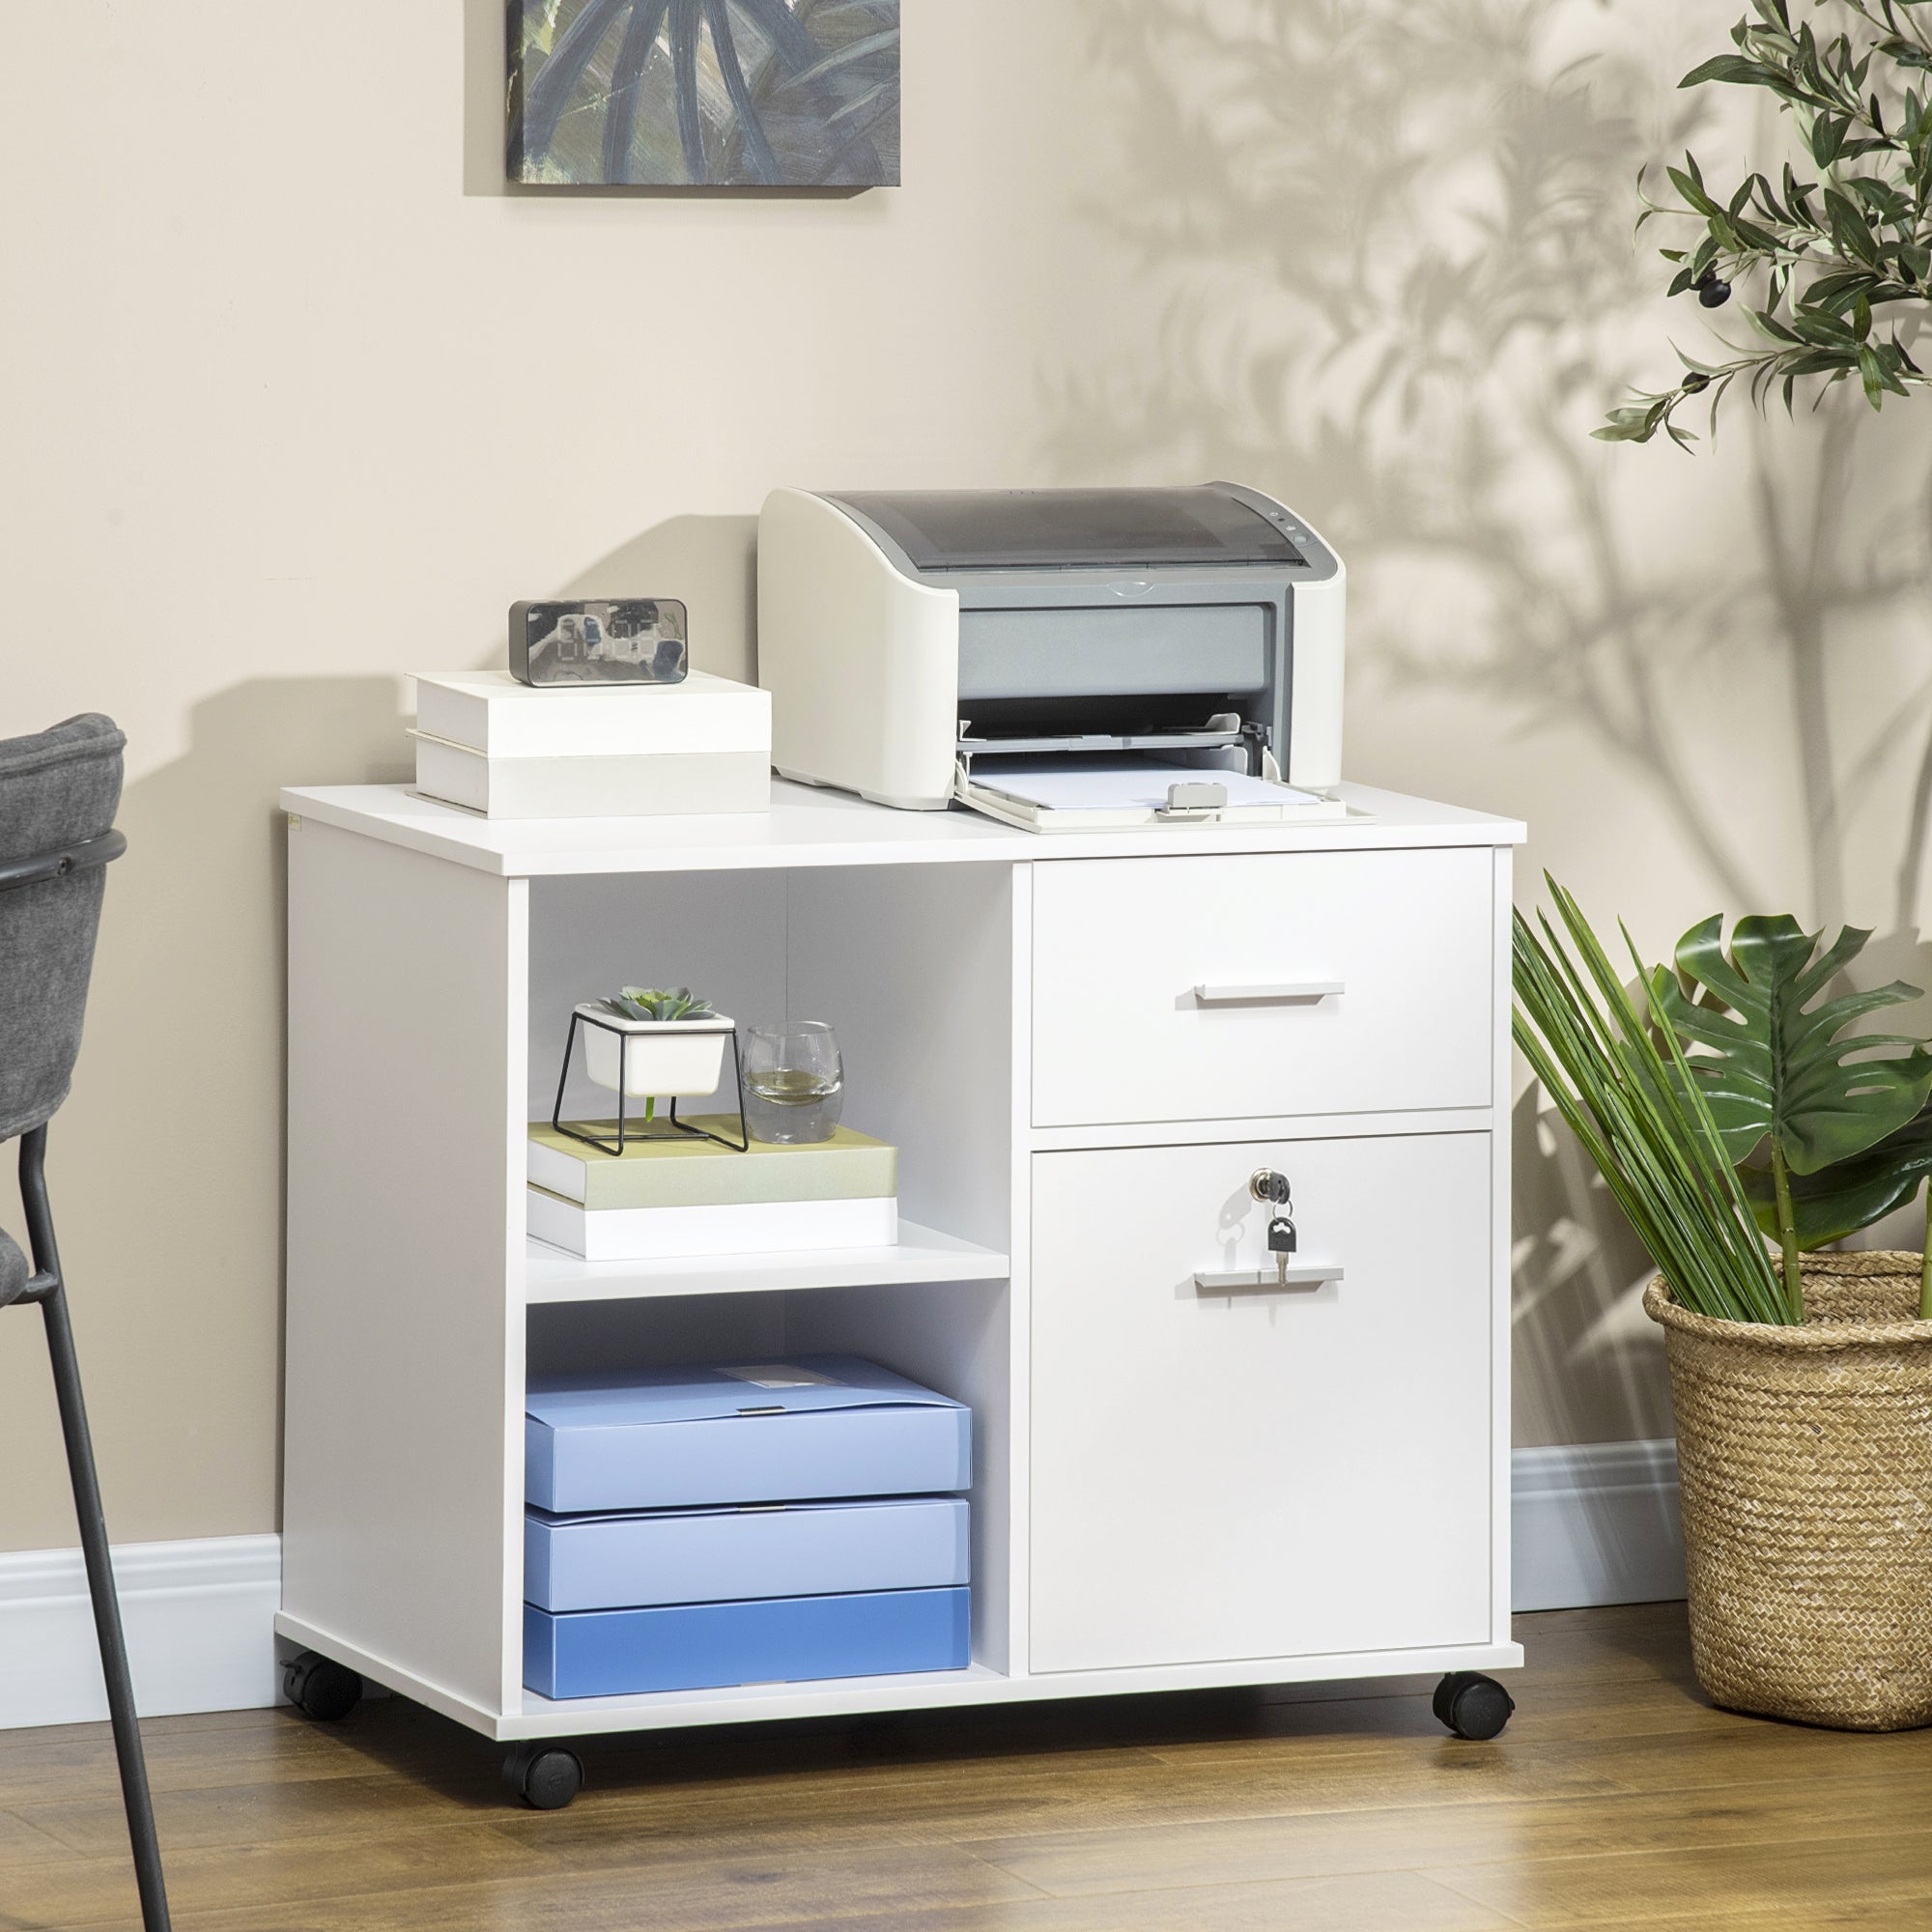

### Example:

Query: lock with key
xmin=1251 ymin=1169 xmax=1298 ymax=1286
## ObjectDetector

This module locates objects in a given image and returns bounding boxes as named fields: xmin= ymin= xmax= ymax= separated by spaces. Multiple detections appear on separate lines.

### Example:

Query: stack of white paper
xmin=961 ymin=761 xmax=1348 ymax=831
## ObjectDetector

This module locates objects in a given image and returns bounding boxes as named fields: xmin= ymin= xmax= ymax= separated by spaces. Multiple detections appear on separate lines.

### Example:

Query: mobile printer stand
xmin=277 ymin=777 xmax=1523 ymax=1807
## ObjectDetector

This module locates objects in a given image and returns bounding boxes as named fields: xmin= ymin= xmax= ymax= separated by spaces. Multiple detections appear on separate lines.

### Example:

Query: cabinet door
xmin=1029 ymin=1135 xmax=1493 ymax=1674
xmin=1031 ymin=849 xmax=1493 ymax=1126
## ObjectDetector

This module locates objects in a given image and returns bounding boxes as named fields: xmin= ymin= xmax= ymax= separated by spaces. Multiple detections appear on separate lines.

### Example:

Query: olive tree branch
xmin=1602 ymin=0 xmax=1932 ymax=444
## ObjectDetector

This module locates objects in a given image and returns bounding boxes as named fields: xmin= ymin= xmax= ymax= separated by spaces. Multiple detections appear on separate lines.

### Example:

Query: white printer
xmin=755 ymin=485 xmax=1346 ymax=828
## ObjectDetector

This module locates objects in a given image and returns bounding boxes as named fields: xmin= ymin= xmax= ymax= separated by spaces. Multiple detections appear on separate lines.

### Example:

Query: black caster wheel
xmin=1434 ymin=1670 xmax=1514 ymax=1741
xmin=503 ymin=1742 xmax=584 ymax=1810
xmin=284 ymin=1651 xmax=363 ymax=1722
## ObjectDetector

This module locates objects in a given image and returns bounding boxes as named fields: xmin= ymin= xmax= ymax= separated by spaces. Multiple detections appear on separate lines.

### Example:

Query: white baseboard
xmin=1512 ymin=1438 xmax=1688 ymax=1612
xmin=0 ymin=1533 xmax=282 ymax=1731
xmin=0 ymin=1445 xmax=1684 ymax=1731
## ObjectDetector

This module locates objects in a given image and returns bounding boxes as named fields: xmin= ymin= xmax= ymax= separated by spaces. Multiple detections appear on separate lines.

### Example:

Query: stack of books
xmin=410 ymin=668 xmax=770 ymax=818
xmin=526 ymin=1120 xmax=899 ymax=1261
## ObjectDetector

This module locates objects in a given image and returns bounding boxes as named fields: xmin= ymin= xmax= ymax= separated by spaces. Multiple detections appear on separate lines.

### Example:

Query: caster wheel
xmin=503 ymin=1742 xmax=584 ymax=1810
xmin=1434 ymin=1671 xmax=1514 ymax=1741
xmin=284 ymin=1651 xmax=363 ymax=1722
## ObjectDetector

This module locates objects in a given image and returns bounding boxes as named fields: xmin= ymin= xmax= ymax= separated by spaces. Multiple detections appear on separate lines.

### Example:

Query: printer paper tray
xmin=954 ymin=769 xmax=1351 ymax=836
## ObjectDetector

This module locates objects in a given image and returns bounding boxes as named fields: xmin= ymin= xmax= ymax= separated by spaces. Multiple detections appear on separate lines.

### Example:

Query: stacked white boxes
xmin=411 ymin=669 xmax=771 ymax=818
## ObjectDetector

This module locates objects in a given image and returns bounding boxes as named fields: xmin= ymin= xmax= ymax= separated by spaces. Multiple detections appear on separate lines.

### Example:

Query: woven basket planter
xmin=1645 ymin=1251 xmax=1932 ymax=1731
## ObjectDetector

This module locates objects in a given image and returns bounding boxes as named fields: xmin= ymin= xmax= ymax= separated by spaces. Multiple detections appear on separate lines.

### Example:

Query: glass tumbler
xmin=742 ymin=1022 xmax=844 ymax=1145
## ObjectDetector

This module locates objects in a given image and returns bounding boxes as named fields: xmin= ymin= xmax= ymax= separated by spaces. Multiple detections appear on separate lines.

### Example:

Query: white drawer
xmin=1028 ymin=1134 xmax=1494 ymax=1674
xmin=1031 ymin=848 xmax=1493 ymax=1125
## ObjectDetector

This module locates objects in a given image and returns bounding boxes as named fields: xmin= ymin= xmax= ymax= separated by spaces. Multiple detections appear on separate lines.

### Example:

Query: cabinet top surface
xmin=279 ymin=780 xmax=1526 ymax=876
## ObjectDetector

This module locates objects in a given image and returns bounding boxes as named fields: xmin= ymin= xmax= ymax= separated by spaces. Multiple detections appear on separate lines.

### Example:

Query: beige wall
xmin=4 ymin=1 xmax=1928 ymax=1550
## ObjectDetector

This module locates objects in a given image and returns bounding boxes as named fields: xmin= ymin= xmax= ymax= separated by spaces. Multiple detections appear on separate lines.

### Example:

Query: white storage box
xmin=410 ymin=669 xmax=770 ymax=819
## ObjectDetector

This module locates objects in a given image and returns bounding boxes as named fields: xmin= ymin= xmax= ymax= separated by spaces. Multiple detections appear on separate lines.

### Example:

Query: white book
xmin=413 ymin=739 xmax=769 ymax=819
xmin=412 ymin=669 xmax=771 ymax=759
xmin=526 ymin=1187 xmax=899 ymax=1262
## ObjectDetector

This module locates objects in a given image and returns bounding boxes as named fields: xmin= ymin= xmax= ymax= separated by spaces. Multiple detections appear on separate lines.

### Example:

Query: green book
xmin=526 ymin=1119 xmax=897 ymax=1211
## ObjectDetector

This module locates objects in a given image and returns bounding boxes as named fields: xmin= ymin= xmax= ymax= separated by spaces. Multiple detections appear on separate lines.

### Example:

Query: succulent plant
xmin=599 ymin=986 xmax=716 ymax=1024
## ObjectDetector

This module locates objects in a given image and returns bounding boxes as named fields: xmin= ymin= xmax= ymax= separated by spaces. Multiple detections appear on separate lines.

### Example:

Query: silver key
xmin=1267 ymin=1212 xmax=1297 ymax=1286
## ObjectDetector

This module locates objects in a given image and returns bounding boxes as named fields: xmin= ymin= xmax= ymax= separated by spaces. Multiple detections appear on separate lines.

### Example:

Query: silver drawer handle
xmin=1192 ymin=980 xmax=1345 ymax=1005
xmin=1193 ymin=1264 xmax=1346 ymax=1292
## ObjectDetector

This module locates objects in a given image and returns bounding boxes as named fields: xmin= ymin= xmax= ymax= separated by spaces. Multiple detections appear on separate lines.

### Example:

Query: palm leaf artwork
xmin=509 ymin=0 xmax=900 ymax=187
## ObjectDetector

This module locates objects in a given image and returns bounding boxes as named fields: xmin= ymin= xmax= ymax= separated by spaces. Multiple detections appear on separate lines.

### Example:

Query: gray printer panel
xmin=956 ymin=604 xmax=1270 ymax=703
xmin=818 ymin=487 xmax=1330 ymax=769
xmin=824 ymin=485 xmax=1337 ymax=582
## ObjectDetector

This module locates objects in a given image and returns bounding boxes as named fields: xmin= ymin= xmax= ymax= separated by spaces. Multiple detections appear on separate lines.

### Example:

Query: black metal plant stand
xmin=550 ymin=1009 xmax=749 ymax=1155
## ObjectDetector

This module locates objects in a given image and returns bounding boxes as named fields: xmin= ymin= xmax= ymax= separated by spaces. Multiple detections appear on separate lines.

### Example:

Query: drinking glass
xmin=742 ymin=1022 xmax=844 ymax=1145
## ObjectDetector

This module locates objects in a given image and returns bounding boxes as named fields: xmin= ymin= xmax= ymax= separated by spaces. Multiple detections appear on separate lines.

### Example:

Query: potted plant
xmin=1598 ymin=0 xmax=1931 ymax=449
xmin=577 ymin=986 xmax=734 ymax=1119
xmin=1516 ymin=880 xmax=1932 ymax=1730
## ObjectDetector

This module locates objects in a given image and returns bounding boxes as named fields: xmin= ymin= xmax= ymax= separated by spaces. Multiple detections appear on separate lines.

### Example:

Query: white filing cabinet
xmin=276 ymin=777 xmax=1523 ymax=1794
xmin=1030 ymin=1133 xmax=1494 ymax=1674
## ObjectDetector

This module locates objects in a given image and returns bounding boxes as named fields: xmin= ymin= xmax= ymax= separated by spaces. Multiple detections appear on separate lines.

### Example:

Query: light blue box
xmin=525 ymin=1354 xmax=971 ymax=1513
xmin=525 ymin=1586 xmax=972 ymax=1698
xmin=525 ymin=1494 xmax=970 ymax=1612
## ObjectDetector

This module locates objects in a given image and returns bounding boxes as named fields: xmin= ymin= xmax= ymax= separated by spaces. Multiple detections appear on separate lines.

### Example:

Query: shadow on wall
xmin=1052 ymin=0 xmax=1932 ymax=925
xmin=551 ymin=515 xmax=761 ymax=685
xmin=36 ymin=679 xmax=413 ymax=1542
xmin=1051 ymin=0 xmax=1932 ymax=1443
xmin=443 ymin=516 xmax=760 ymax=681
xmin=1511 ymin=1089 xmax=1670 ymax=1446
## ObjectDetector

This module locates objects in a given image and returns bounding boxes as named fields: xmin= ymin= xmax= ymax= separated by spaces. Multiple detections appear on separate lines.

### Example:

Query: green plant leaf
xmin=1739 ymin=1104 xmax=1932 ymax=1247
xmin=1812 ymin=110 xmax=1851 ymax=166
xmin=1650 ymin=916 xmax=1932 ymax=1175
xmin=1682 ymin=53 xmax=1779 ymax=87
xmin=607 ymin=984 xmax=716 ymax=1022
xmin=1512 ymin=882 xmax=1790 ymax=1326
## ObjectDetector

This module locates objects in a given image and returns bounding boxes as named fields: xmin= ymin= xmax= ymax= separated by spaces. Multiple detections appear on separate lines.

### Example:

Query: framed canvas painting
xmin=509 ymin=0 xmax=901 ymax=188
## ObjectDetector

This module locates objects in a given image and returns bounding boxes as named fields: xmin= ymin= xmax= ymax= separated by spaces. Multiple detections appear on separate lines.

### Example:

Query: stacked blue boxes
xmin=524 ymin=1354 xmax=972 ymax=1698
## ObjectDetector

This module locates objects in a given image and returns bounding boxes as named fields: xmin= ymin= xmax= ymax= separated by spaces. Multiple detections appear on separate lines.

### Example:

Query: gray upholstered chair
xmin=0 ymin=715 xmax=169 ymax=1930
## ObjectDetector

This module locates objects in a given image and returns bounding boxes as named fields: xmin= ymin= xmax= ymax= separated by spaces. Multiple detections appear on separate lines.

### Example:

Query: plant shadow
xmin=1046 ymin=0 xmax=1932 ymax=1469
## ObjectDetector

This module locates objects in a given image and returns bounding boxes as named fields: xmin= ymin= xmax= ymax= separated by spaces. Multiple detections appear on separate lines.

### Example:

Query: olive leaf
xmin=1740 ymin=1102 xmax=1932 ymax=1248
xmin=1600 ymin=0 xmax=1932 ymax=445
xmin=1648 ymin=915 xmax=1932 ymax=1175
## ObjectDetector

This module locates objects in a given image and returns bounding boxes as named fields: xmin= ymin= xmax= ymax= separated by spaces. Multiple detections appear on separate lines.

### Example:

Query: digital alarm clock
xmin=510 ymin=599 xmax=689 ymax=687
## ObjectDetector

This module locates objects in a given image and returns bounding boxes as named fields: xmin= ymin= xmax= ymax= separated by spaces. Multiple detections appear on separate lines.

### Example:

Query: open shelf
xmin=514 ymin=1662 xmax=1013 ymax=1736
xmin=524 ymin=1224 xmax=1010 ymax=1304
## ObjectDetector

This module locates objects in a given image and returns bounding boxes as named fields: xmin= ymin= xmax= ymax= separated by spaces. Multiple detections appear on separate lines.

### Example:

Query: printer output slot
xmin=957 ymin=705 xmax=1270 ymax=780
xmin=959 ymin=729 xmax=1248 ymax=757
xmin=955 ymin=692 xmax=1257 ymax=742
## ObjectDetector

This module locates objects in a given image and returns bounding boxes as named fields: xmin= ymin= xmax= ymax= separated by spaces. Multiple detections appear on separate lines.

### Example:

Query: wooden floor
xmin=5 ymin=1604 xmax=1932 ymax=1930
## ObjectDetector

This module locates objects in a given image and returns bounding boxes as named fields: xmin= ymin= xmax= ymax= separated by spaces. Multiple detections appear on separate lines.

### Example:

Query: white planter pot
xmin=577 ymin=1005 xmax=735 ymax=1100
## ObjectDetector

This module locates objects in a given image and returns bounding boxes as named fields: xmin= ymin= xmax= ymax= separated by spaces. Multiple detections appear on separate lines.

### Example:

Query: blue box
xmin=524 ymin=1587 xmax=972 ymax=1698
xmin=525 ymin=1355 xmax=971 ymax=1513
xmin=525 ymin=1494 xmax=970 ymax=1612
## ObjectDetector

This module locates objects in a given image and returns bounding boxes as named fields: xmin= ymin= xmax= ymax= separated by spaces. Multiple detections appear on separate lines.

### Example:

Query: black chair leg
xmin=22 ymin=1132 xmax=171 ymax=1931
